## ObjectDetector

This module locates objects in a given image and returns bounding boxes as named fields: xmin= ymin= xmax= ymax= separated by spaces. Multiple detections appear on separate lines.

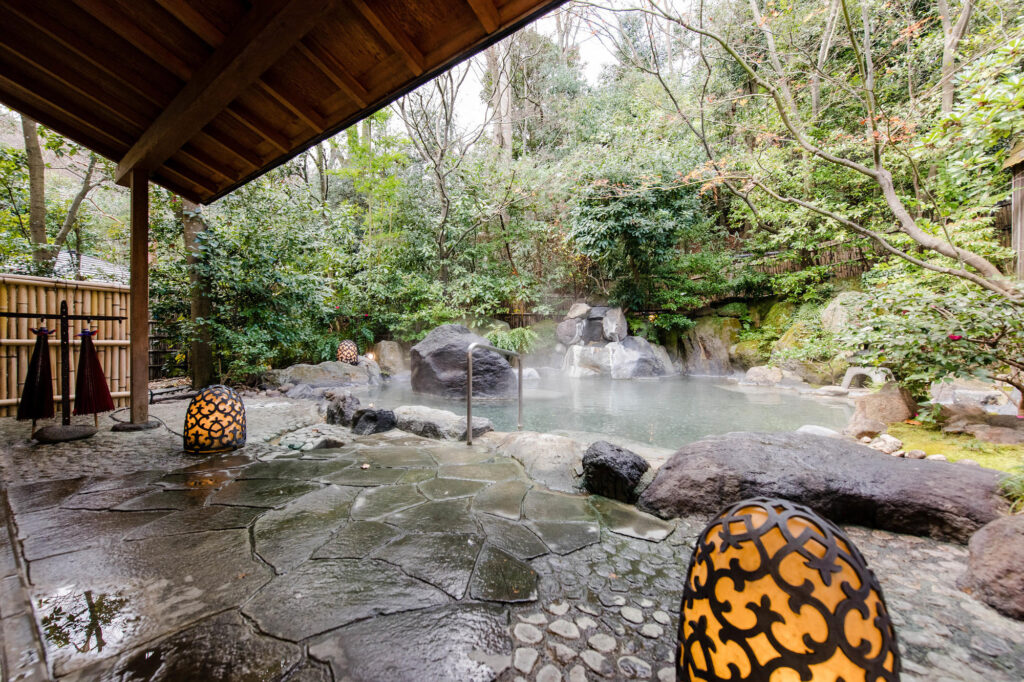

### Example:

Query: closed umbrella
xmin=17 ymin=327 xmax=55 ymax=429
xmin=73 ymin=329 xmax=114 ymax=427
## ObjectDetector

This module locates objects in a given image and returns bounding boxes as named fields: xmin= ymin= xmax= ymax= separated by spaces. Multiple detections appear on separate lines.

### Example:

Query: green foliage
xmin=846 ymin=272 xmax=1024 ymax=402
xmin=1001 ymin=466 xmax=1024 ymax=514
xmin=486 ymin=327 xmax=538 ymax=355
xmin=770 ymin=266 xmax=836 ymax=304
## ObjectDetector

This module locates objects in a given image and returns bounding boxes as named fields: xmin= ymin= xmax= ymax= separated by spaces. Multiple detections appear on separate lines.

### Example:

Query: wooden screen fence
xmin=0 ymin=274 xmax=131 ymax=418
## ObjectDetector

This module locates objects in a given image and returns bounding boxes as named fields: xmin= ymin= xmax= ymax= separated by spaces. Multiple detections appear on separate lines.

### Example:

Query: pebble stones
xmin=514 ymin=647 xmax=539 ymax=674
xmin=580 ymin=649 xmax=614 ymax=677
xmin=652 ymin=610 xmax=670 ymax=625
xmin=536 ymin=664 xmax=562 ymax=682
xmin=620 ymin=606 xmax=644 ymax=623
xmin=587 ymin=633 xmax=617 ymax=653
xmin=617 ymin=655 xmax=653 ymax=678
xmin=548 ymin=619 xmax=580 ymax=639
xmin=514 ymin=623 xmax=543 ymax=645
xmin=639 ymin=623 xmax=663 ymax=638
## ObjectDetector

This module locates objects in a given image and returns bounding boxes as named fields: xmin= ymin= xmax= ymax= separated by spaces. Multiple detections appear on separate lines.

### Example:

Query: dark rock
xmin=411 ymin=324 xmax=515 ymax=399
xmin=581 ymin=319 xmax=605 ymax=343
xmin=637 ymin=431 xmax=1006 ymax=543
xmin=581 ymin=441 xmax=650 ymax=503
xmin=285 ymin=383 xmax=315 ymax=400
xmin=959 ymin=515 xmax=1024 ymax=619
xmin=587 ymin=306 xmax=609 ymax=320
xmin=351 ymin=408 xmax=397 ymax=435
xmin=324 ymin=390 xmax=361 ymax=426
xmin=556 ymin=318 xmax=582 ymax=346
xmin=844 ymin=382 xmax=916 ymax=438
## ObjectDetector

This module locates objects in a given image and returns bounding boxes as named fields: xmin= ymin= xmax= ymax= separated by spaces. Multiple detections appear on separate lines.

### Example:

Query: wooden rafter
xmin=350 ymin=0 xmax=425 ymax=76
xmin=224 ymin=108 xmax=292 ymax=155
xmin=257 ymin=81 xmax=326 ymax=132
xmin=466 ymin=0 xmax=500 ymax=32
xmin=114 ymin=0 xmax=333 ymax=184
xmin=297 ymin=42 xmax=369 ymax=108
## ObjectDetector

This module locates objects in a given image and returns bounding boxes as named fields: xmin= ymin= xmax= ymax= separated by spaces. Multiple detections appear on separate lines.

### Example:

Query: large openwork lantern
xmin=183 ymin=385 xmax=247 ymax=455
xmin=678 ymin=498 xmax=899 ymax=681
xmin=336 ymin=339 xmax=359 ymax=365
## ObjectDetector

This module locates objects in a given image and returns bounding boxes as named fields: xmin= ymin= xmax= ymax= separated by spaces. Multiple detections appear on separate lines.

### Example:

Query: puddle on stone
xmin=156 ymin=469 xmax=237 ymax=491
xmin=38 ymin=589 xmax=135 ymax=661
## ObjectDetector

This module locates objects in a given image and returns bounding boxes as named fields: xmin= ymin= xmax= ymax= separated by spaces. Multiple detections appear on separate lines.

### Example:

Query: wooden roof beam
xmin=114 ymin=0 xmax=333 ymax=185
xmin=467 ymin=0 xmax=500 ymax=32
xmin=257 ymin=81 xmax=326 ymax=133
xmin=297 ymin=42 xmax=369 ymax=108
xmin=351 ymin=0 xmax=425 ymax=76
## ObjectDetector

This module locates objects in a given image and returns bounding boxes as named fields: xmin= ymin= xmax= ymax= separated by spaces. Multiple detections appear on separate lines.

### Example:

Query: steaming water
xmin=357 ymin=374 xmax=853 ymax=451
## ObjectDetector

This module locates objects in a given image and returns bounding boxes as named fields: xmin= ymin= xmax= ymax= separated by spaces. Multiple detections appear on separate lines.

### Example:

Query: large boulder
xmin=843 ymin=382 xmax=916 ymax=437
xmin=371 ymin=341 xmax=406 ymax=376
xmin=324 ymin=390 xmax=361 ymax=426
xmin=410 ymin=325 xmax=515 ymax=399
xmin=266 ymin=358 xmax=381 ymax=388
xmin=607 ymin=336 xmax=670 ymax=379
xmin=681 ymin=316 xmax=741 ymax=375
xmin=637 ymin=431 xmax=1006 ymax=543
xmin=729 ymin=340 xmax=765 ymax=369
xmin=581 ymin=441 xmax=650 ymax=503
xmin=762 ymin=301 xmax=796 ymax=329
xmin=602 ymin=308 xmax=628 ymax=342
xmin=820 ymin=291 xmax=866 ymax=334
xmin=556 ymin=318 xmax=582 ymax=346
xmin=351 ymin=409 xmax=397 ymax=435
xmin=563 ymin=345 xmax=612 ymax=378
xmin=959 ymin=515 xmax=1024 ymax=620
xmin=566 ymin=303 xmax=591 ymax=319
xmin=482 ymin=431 xmax=584 ymax=493
xmin=393 ymin=405 xmax=493 ymax=441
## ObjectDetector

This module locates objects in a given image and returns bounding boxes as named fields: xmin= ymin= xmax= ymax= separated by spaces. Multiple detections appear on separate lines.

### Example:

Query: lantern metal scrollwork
xmin=336 ymin=339 xmax=359 ymax=365
xmin=678 ymin=497 xmax=900 ymax=681
xmin=183 ymin=385 xmax=247 ymax=455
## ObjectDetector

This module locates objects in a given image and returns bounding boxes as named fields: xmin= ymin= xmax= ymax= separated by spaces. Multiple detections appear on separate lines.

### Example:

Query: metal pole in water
xmin=466 ymin=346 xmax=474 ymax=446
xmin=517 ymin=358 xmax=522 ymax=431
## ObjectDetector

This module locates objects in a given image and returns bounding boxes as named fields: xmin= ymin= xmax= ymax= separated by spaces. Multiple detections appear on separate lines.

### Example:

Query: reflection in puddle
xmin=39 ymin=589 xmax=131 ymax=655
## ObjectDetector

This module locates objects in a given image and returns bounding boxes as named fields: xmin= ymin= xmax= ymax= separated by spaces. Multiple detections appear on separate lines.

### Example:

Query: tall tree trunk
xmin=486 ymin=44 xmax=513 ymax=160
xmin=937 ymin=0 xmax=974 ymax=113
xmin=21 ymin=116 xmax=48 ymax=263
xmin=181 ymin=200 xmax=215 ymax=389
xmin=361 ymin=118 xmax=371 ymax=154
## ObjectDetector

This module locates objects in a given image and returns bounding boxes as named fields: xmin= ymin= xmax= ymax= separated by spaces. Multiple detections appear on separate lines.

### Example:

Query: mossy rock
xmin=730 ymin=339 xmax=765 ymax=369
xmin=771 ymin=320 xmax=813 ymax=354
xmin=762 ymin=301 xmax=796 ymax=329
xmin=694 ymin=316 xmax=742 ymax=345
xmin=716 ymin=302 xmax=749 ymax=319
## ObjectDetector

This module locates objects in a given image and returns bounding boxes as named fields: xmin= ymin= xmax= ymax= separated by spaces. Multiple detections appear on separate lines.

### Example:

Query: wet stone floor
xmin=0 ymin=398 xmax=1022 ymax=681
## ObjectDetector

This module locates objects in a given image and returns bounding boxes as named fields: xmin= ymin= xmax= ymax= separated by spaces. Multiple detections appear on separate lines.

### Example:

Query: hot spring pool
xmin=354 ymin=374 xmax=852 ymax=451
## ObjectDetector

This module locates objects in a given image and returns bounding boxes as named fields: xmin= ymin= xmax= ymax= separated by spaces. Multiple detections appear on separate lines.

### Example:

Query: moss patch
xmin=887 ymin=422 xmax=1024 ymax=473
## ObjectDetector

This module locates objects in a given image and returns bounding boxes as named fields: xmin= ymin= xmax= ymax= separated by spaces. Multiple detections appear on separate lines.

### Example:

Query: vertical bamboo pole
xmin=129 ymin=168 xmax=150 ymax=424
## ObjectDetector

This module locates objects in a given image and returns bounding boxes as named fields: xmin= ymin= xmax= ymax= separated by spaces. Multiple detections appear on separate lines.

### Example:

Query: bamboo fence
xmin=0 ymin=274 xmax=131 ymax=418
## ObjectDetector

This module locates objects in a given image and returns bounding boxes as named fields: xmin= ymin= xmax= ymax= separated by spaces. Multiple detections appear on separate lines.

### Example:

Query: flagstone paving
xmin=0 ymin=398 xmax=1021 ymax=681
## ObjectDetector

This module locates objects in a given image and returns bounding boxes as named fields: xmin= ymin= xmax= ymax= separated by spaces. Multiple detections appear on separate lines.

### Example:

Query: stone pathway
xmin=0 ymin=398 xmax=1021 ymax=681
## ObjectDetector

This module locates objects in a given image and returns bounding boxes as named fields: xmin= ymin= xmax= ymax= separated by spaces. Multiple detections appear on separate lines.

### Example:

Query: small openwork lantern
xmin=678 ymin=497 xmax=899 ymax=681
xmin=183 ymin=385 xmax=246 ymax=455
xmin=336 ymin=339 xmax=359 ymax=364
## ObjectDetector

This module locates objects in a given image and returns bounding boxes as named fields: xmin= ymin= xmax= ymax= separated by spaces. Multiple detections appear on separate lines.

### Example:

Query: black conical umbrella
xmin=74 ymin=329 xmax=114 ymax=426
xmin=17 ymin=327 xmax=55 ymax=428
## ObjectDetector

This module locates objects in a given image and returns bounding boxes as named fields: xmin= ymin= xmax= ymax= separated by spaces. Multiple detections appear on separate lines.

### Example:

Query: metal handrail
xmin=466 ymin=342 xmax=522 ymax=445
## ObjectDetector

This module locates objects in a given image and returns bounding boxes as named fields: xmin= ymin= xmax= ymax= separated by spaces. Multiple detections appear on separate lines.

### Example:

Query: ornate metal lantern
xmin=678 ymin=497 xmax=899 ymax=681
xmin=336 ymin=339 xmax=358 ymax=365
xmin=183 ymin=385 xmax=247 ymax=455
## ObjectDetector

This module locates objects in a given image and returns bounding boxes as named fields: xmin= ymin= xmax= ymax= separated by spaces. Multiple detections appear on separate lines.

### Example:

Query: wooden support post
xmin=129 ymin=168 xmax=150 ymax=424
xmin=1013 ymin=167 xmax=1023 ymax=280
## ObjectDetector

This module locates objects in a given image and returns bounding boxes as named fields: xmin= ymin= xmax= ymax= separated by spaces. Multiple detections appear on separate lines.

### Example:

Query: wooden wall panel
xmin=0 ymin=275 xmax=132 ymax=418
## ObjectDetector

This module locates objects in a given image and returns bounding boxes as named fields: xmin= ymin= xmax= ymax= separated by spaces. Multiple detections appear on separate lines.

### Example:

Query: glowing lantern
xmin=183 ymin=385 xmax=247 ymax=455
xmin=336 ymin=339 xmax=359 ymax=364
xmin=678 ymin=497 xmax=900 ymax=681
